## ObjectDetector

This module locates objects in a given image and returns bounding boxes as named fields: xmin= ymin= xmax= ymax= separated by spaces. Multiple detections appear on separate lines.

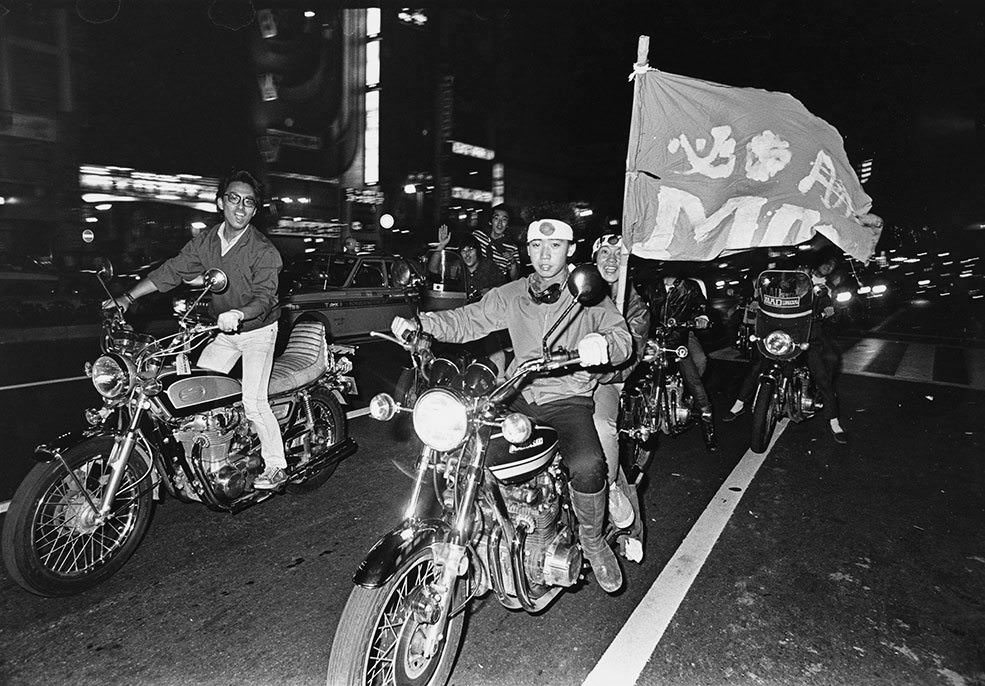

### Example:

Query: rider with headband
xmin=391 ymin=219 xmax=632 ymax=593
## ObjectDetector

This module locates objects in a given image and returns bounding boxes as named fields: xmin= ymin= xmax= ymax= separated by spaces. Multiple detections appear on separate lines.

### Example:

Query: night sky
xmin=76 ymin=1 xmax=985 ymax=235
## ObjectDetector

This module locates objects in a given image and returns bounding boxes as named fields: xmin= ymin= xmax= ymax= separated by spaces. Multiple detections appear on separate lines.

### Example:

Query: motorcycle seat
xmin=268 ymin=320 xmax=327 ymax=396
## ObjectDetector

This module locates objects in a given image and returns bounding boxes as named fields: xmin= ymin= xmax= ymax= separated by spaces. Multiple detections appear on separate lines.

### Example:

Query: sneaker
xmin=831 ymin=428 xmax=848 ymax=445
xmin=722 ymin=406 xmax=745 ymax=422
xmin=608 ymin=486 xmax=635 ymax=529
xmin=254 ymin=467 xmax=288 ymax=490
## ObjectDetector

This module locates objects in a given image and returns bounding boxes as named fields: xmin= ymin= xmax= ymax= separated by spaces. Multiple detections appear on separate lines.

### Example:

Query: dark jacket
xmin=148 ymin=223 xmax=283 ymax=332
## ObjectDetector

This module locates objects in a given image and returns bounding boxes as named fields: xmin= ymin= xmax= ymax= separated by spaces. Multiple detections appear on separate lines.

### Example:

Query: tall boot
xmin=570 ymin=487 xmax=624 ymax=593
xmin=700 ymin=408 xmax=719 ymax=452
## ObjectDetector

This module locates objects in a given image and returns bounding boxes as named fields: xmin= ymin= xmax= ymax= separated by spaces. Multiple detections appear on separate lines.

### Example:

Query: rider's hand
xmin=436 ymin=224 xmax=450 ymax=249
xmin=102 ymin=295 xmax=131 ymax=313
xmin=822 ymin=306 xmax=835 ymax=319
xmin=391 ymin=316 xmax=418 ymax=341
xmin=217 ymin=310 xmax=244 ymax=333
xmin=577 ymin=333 xmax=609 ymax=367
xmin=693 ymin=315 xmax=710 ymax=330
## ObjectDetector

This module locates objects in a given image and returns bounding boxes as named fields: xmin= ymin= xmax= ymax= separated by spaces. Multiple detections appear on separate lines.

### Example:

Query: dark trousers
xmin=806 ymin=334 xmax=840 ymax=421
xmin=678 ymin=354 xmax=711 ymax=413
xmin=511 ymin=395 xmax=606 ymax=494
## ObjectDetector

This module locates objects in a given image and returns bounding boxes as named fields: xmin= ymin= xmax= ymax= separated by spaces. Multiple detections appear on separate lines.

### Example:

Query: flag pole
xmin=616 ymin=35 xmax=649 ymax=311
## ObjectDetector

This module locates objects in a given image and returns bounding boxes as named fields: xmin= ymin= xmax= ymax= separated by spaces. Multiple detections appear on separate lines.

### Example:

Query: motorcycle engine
xmin=173 ymin=408 xmax=256 ymax=500
xmin=496 ymin=463 xmax=580 ymax=589
xmin=664 ymin=375 xmax=692 ymax=429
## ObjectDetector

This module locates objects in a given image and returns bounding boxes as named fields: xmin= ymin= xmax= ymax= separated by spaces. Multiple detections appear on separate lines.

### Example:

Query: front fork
xmin=411 ymin=437 xmax=485 ymax=658
xmin=59 ymin=393 xmax=147 ymax=524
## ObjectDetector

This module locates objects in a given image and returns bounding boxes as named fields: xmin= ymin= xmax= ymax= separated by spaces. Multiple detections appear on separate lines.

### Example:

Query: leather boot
xmin=700 ymin=408 xmax=719 ymax=452
xmin=570 ymin=487 xmax=624 ymax=593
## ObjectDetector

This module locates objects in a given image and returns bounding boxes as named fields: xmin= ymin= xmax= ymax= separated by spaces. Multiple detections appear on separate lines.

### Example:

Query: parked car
xmin=278 ymin=252 xmax=425 ymax=341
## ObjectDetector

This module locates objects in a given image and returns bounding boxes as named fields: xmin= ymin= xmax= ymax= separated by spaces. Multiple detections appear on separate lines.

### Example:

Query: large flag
xmin=623 ymin=69 xmax=881 ymax=262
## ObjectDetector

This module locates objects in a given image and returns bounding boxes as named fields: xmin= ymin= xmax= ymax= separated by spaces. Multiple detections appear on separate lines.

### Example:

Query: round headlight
xmin=412 ymin=388 xmax=468 ymax=452
xmin=763 ymin=331 xmax=795 ymax=356
xmin=91 ymin=354 xmax=130 ymax=398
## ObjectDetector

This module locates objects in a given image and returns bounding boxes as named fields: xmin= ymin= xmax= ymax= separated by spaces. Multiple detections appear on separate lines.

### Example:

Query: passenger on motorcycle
xmin=391 ymin=218 xmax=633 ymax=593
xmin=589 ymin=234 xmax=650 ymax=530
xmin=102 ymin=170 xmax=289 ymax=487
xmin=647 ymin=270 xmax=719 ymax=452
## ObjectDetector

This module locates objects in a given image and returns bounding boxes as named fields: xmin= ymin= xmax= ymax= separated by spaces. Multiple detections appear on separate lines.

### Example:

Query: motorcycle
xmin=734 ymin=298 xmax=757 ymax=360
xmin=618 ymin=319 xmax=696 ymax=477
xmin=747 ymin=269 xmax=819 ymax=453
xmin=326 ymin=265 xmax=609 ymax=686
xmin=1 ymin=260 xmax=358 ymax=596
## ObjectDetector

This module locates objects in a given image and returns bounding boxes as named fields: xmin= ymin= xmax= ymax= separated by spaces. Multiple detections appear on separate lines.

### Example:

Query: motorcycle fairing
xmin=353 ymin=518 xmax=451 ymax=588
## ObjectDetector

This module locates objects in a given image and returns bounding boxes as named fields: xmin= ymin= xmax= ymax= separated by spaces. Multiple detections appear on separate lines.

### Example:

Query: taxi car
xmin=278 ymin=252 xmax=424 ymax=340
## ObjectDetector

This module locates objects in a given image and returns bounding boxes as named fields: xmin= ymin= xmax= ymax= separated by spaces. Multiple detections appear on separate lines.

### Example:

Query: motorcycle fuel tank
xmin=154 ymin=369 xmax=242 ymax=417
xmin=486 ymin=424 xmax=558 ymax=485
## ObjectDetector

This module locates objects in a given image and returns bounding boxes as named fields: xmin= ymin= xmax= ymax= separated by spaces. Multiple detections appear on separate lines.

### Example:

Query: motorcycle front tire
xmin=1 ymin=436 xmax=155 ymax=597
xmin=327 ymin=546 xmax=466 ymax=686
xmin=750 ymin=379 xmax=779 ymax=454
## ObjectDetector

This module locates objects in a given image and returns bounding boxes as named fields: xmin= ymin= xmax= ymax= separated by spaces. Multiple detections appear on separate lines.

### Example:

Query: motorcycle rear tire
xmin=327 ymin=547 xmax=466 ymax=686
xmin=1 ymin=436 xmax=155 ymax=597
xmin=750 ymin=380 xmax=778 ymax=454
xmin=288 ymin=390 xmax=347 ymax=494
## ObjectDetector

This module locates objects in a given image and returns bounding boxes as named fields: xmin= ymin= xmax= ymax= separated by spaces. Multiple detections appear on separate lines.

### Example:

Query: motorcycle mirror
xmin=95 ymin=257 xmax=114 ymax=281
xmin=392 ymin=260 xmax=415 ymax=287
xmin=566 ymin=264 xmax=607 ymax=306
xmin=204 ymin=269 xmax=228 ymax=293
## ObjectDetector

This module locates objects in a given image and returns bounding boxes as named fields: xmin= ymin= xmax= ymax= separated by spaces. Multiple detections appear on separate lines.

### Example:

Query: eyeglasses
xmin=224 ymin=192 xmax=258 ymax=209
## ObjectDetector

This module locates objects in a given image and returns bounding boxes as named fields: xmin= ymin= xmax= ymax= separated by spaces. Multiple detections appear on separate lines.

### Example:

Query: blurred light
xmin=0 ymin=196 xmax=5 ymax=205
xmin=364 ymin=90 xmax=380 ymax=186
xmin=905 ymin=258 xmax=920 ymax=264
xmin=304 ymin=248 xmax=316 ymax=253
xmin=315 ymin=238 xmax=324 ymax=243
xmin=303 ymin=10 xmax=315 ymax=18
xmin=366 ymin=7 xmax=381 ymax=35
xmin=191 ymin=221 xmax=207 ymax=230
xmin=835 ymin=291 xmax=852 ymax=303
xmin=857 ymin=285 xmax=872 ymax=294
xmin=608 ymin=219 xmax=619 ymax=226
xmin=960 ymin=272 xmax=972 ymax=278
xmin=938 ymin=252 xmax=950 ymax=257
xmin=717 ymin=262 xmax=729 ymax=268
xmin=917 ymin=279 xmax=931 ymax=286
xmin=871 ymin=284 xmax=887 ymax=294
xmin=715 ymin=280 xmax=726 ymax=288
xmin=281 ymin=197 xmax=293 ymax=203
xmin=576 ymin=208 xmax=593 ymax=218
xmin=94 ymin=203 xmax=112 ymax=211
xmin=403 ymin=184 xmax=417 ymax=194
xmin=379 ymin=213 xmax=395 ymax=229
xmin=297 ymin=197 xmax=311 ymax=204
xmin=81 ymin=229 xmax=95 ymax=243
xmin=84 ymin=216 xmax=98 ymax=223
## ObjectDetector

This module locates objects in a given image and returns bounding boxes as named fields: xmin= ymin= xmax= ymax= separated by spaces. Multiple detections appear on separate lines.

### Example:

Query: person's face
xmin=595 ymin=245 xmax=622 ymax=284
xmin=527 ymin=239 xmax=574 ymax=280
xmin=460 ymin=244 xmax=479 ymax=267
xmin=815 ymin=259 xmax=835 ymax=277
xmin=662 ymin=275 xmax=677 ymax=290
xmin=217 ymin=181 xmax=258 ymax=231
xmin=490 ymin=209 xmax=509 ymax=238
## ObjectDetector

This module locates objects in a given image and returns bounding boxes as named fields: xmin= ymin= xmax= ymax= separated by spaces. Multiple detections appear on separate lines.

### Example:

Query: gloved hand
xmin=694 ymin=315 xmax=710 ymax=330
xmin=577 ymin=332 xmax=609 ymax=367
xmin=217 ymin=310 xmax=244 ymax=333
xmin=391 ymin=316 xmax=418 ymax=341
xmin=822 ymin=306 xmax=835 ymax=319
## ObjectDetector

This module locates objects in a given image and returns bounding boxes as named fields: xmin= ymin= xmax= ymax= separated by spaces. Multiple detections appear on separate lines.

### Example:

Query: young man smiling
xmin=391 ymin=218 xmax=632 ymax=592
xmin=104 ymin=170 xmax=288 ymax=488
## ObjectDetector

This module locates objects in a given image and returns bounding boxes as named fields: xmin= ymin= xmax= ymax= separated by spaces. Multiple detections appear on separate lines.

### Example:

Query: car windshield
xmin=289 ymin=254 xmax=357 ymax=288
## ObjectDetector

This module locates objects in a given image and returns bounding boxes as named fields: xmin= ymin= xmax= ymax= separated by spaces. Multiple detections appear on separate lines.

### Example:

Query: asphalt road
xmin=0 ymin=301 xmax=983 ymax=685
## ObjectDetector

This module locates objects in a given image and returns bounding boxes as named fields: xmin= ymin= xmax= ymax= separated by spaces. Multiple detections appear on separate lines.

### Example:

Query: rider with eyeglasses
xmin=102 ymin=170 xmax=288 ymax=488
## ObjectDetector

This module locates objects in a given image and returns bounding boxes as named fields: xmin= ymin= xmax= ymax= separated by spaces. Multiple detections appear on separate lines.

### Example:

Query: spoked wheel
xmin=327 ymin=547 xmax=465 ymax=686
xmin=1 ymin=436 xmax=154 ymax=596
xmin=750 ymin=380 xmax=779 ymax=454
xmin=288 ymin=390 xmax=347 ymax=493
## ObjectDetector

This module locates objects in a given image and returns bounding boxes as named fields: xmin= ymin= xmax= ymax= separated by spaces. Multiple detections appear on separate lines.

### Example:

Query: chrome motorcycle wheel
xmin=288 ymin=390 xmax=347 ymax=493
xmin=1 ymin=436 xmax=154 ymax=597
xmin=327 ymin=547 xmax=465 ymax=686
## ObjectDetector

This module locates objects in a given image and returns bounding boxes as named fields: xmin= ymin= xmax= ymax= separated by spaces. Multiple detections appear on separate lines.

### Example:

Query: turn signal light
xmin=501 ymin=412 xmax=532 ymax=444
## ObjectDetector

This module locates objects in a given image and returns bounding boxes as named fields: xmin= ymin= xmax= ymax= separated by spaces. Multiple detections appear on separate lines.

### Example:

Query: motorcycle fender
xmin=758 ymin=366 xmax=782 ymax=389
xmin=34 ymin=429 xmax=102 ymax=463
xmin=353 ymin=518 xmax=450 ymax=589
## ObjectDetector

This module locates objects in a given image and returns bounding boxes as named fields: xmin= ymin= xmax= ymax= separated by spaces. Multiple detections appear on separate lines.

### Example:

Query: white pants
xmin=197 ymin=322 xmax=286 ymax=469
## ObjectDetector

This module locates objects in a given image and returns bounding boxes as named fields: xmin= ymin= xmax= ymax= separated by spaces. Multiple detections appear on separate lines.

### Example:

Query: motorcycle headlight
xmin=763 ymin=331 xmax=795 ymax=356
xmin=90 ymin=354 xmax=132 ymax=398
xmin=413 ymin=388 xmax=468 ymax=452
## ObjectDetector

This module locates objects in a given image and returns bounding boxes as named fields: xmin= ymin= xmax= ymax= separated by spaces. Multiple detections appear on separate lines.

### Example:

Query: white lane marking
xmin=0 ymin=406 xmax=374 ymax=516
xmin=840 ymin=338 xmax=887 ymax=374
xmin=0 ymin=375 xmax=88 ymax=392
xmin=968 ymin=348 xmax=985 ymax=391
xmin=583 ymin=419 xmax=790 ymax=686
xmin=893 ymin=342 xmax=935 ymax=383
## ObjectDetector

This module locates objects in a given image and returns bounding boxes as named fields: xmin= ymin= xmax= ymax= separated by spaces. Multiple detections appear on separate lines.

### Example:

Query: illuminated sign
xmin=0 ymin=112 xmax=57 ymax=142
xmin=451 ymin=186 xmax=493 ymax=203
xmin=79 ymin=165 xmax=217 ymax=205
xmin=345 ymin=187 xmax=385 ymax=205
xmin=266 ymin=128 xmax=322 ymax=150
xmin=450 ymin=140 xmax=494 ymax=160
xmin=270 ymin=218 xmax=346 ymax=238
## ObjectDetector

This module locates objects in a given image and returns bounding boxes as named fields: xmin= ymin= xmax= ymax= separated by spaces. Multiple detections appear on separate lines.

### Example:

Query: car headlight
xmin=871 ymin=284 xmax=888 ymax=294
xmin=835 ymin=290 xmax=853 ymax=303
xmin=763 ymin=331 xmax=795 ymax=356
xmin=90 ymin=354 xmax=132 ymax=398
xmin=413 ymin=388 xmax=468 ymax=452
